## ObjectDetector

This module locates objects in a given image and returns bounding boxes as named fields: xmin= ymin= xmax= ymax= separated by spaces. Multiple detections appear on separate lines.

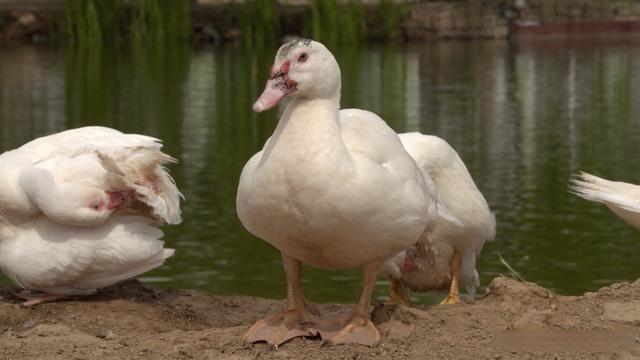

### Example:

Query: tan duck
xmin=381 ymin=133 xmax=495 ymax=305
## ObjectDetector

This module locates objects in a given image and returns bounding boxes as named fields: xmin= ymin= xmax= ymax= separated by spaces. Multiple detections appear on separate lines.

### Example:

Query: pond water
xmin=1 ymin=38 xmax=639 ymax=303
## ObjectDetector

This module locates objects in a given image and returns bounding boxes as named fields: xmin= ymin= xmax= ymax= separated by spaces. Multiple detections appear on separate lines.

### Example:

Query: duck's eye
xmin=298 ymin=52 xmax=308 ymax=63
xmin=89 ymin=201 xmax=103 ymax=211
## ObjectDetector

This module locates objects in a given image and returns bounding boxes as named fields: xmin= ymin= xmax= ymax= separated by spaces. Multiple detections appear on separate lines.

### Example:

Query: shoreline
xmin=2 ymin=1 xmax=640 ymax=45
xmin=2 ymin=276 xmax=639 ymax=359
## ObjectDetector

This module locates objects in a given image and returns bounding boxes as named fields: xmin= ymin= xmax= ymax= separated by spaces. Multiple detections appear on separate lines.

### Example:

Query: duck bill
xmin=252 ymin=78 xmax=287 ymax=113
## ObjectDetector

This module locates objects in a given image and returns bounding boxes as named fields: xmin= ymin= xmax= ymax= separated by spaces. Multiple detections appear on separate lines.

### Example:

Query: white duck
xmin=236 ymin=39 xmax=438 ymax=346
xmin=571 ymin=172 xmax=640 ymax=229
xmin=380 ymin=134 xmax=495 ymax=305
xmin=0 ymin=126 xmax=182 ymax=306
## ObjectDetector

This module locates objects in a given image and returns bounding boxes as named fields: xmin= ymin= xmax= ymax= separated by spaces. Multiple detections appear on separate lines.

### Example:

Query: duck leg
xmin=387 ymin=277 xmax=412 ymax=306
xmin=13 ymin=291 xmax=69 ymax=307
xmin=440 ymin=250 xmax=462 ymax=305
xmin=321 ymin=258 xmax=382 ymax=346
xmin=243 ymin=253 xmax=320 ymax=347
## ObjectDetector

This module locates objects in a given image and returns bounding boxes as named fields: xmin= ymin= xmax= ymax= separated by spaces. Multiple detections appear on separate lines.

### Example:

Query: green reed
xmin=498 ymin=253 xmax=525 ymax=282
xmin=309 ymin=0 xmax=365 ymax=46
xmin=341 ymin=0 xmax=366 ymax=44
xmin=130 ymin=0 xmax=190 ymax=43
xmin=65 ymin=0 xmax=122 ymax=43
xmin=66 ymin=0 xmax=190 ymax=44
xmin=310 ymin=0 xmax=338 ymax=44
xmin=373 ymin=0 xmax=404 ymax=40
xmin=240 ymin=0 xmax=280 ymax=49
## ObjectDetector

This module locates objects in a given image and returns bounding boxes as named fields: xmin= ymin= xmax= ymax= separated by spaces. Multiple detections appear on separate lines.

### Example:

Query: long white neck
xmin=18 ymin=167 xmax=107 ymax=226
xmin=259 ymin=91 xmax=352 ymax=170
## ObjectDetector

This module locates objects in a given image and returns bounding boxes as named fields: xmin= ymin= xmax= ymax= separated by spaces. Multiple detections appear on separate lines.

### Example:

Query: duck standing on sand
xmin=0 ymin=126 xmax=182 ymax=306
xmin=571 ymin=172 xmax=640 ymax=229
xmin=236 ymin=39 xmax=438 ymax=346
xmin=380 ymin=134 xmax=495 ymax=305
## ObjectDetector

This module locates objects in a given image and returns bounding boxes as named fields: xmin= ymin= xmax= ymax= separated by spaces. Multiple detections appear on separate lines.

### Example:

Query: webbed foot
xmin=13 ymin=291 xmax=69 ymax=307
xmin=319 ymin=315 xmax=380 ymax=347
xmin=439 ymin=294 xmax=462 ymax=305
xmin=243 ymin=309 xmax=320 ymax=347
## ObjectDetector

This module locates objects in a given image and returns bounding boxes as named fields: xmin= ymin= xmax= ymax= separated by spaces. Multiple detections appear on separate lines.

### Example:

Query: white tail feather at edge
xmin=97 ymin=147 xmax=183 ymax=225
xmin=571 ymin=172 xmax=640 ymax=214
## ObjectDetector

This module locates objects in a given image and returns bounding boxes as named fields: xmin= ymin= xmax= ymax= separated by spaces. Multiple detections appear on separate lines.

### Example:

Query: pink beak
xmin=253 ymin=79 xmax=287 ymax=112
xmin=253 ymin=61 xmax=296 ymax=113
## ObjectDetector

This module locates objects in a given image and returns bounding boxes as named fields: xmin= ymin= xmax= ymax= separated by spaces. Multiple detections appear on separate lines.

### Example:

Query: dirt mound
xmin=1 ymin=276 xmax=639 ymax=359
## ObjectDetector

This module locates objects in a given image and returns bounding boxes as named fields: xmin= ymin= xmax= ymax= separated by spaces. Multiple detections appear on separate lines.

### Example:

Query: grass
xmin=498 ymin=253 xmax=526 ymax=282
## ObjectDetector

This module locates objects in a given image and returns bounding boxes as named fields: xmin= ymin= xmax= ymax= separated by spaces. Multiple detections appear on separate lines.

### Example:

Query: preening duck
xmin=0 ymin=126 xmax=182 ymax=306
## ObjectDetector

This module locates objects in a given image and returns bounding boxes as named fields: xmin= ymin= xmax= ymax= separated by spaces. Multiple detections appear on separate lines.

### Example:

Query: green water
xmin=1 ymin=38 xmax=639 ymax=303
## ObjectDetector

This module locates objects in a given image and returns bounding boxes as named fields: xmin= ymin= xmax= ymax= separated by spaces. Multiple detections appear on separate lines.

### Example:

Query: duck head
xmin=253 ymin=39 xmax=341 ymax=112
xmin=64 ymin=186 xmax=117 ymax=226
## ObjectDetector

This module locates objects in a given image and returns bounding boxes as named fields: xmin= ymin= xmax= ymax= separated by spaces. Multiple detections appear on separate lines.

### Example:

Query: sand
xmin=1 ymin=277 xmax=639 ymax=359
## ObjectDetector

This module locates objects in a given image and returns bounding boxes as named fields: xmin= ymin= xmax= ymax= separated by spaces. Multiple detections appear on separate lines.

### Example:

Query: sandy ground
xmin=1 ymin=277 xmax=639 ymax=360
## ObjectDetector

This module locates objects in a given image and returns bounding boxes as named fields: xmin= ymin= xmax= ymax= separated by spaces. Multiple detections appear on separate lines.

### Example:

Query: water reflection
xmin=0 ymin=38 xmax=639 ymax=303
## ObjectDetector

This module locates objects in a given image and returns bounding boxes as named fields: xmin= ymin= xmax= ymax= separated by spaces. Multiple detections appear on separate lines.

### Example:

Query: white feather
xmin=97 ymin=148 xmax=183 ymax=224
xmin=0 ymin=215 xmax=172 ymax=295
xmin=571 ymin=172 xmax=640 ymax=229
xmin=0 ymin=126 xmax=181 ymax=294
xmin=237 ymin=41 xmax=437 ymax=271
xmin=382 ymin=133 xmax=495 ymax=297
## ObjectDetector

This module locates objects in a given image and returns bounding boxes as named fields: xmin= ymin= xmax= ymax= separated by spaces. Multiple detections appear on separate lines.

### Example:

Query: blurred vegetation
xmin=240 ymin=0 xmax=280 ymax=49
xmin=371 ymin=0 xmax=405 ymax=40
xmin=237 ymin=0 xmax=367 ymax=48
xmin=130 ymin=0 xmax=190 ymax=43
xmin=63 ymin=0 xmax=405 ymax=46
xmin=308 ymin=0 xmax=365 ymax=45
xmin=65 ymin=0 xmax=190 ymax=44
xmin=65 ymin=0 xmax=122 ymax=43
